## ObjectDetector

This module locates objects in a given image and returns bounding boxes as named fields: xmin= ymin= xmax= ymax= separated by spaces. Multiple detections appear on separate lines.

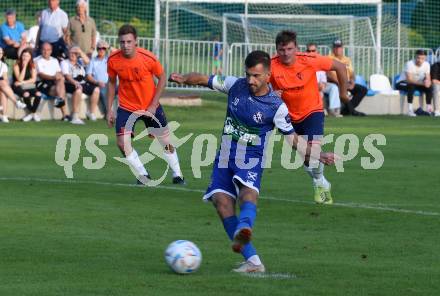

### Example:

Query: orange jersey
xmin=107 ymin=48 xmax=163 ymax=112
xmin=270 ymin=53 xmax=333 ymax=123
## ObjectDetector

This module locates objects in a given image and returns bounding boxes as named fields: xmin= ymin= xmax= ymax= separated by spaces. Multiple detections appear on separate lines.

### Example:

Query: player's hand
xmin=319 ymin=152 xmax=340 ymax=165
xmin=146 ymin=104 xmax=157 ymax=117
xmin=169 ymin=73 xmax=185 ymax=84
xmin=424 ymin=79 xmax=431 ymax=88
xmin=107 ymin=110 xmax=115 ymax=128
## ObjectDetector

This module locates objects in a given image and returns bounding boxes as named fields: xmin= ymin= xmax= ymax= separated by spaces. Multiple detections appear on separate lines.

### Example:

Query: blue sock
xmin=222 ymin=216 xmax=257 ymax=260
xmin=237 ymin=201 xmax=257 ymax=230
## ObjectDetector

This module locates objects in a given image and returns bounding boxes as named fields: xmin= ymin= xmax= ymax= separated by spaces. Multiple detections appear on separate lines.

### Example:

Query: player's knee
xmin=238 ymin=188 xmax=258 ymax=204
xmin=213 ymin=195 xmax=234 ymax=217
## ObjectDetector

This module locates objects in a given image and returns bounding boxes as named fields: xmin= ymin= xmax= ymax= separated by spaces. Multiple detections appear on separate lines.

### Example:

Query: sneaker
xmin=71 ymin=118 xmax=85 ymax=125
xmin=433 ymin=110 xmax=440 ymax=117
xmin=232 ymin=227 xmax=252 ymax=253
xmin=61 ymin=115 xmax=72 ymax=122
xmin=172 ymin=176 xmax=186 ymax=185
xmin=15 ymin=100 xmax=27 ymax=109
xmin=136 ymin=174 xmax=151 ymax=185
xmin=86 ymin=112 xmax=97 ymax=121
xmin=33 ymin=113 xmax=41 ymax=122
xmin=232 ymin=261 xmax=266 ymax=273
xmin=407 ymin=109 xmax=417 ymax=117
xmin=0 ymin=115 xmax=9 ymax=123
xmin=351 ymin=110 xmax=366 ymax=116
xmin=314 ymin=184 xmax=333 ymax=205
xmin=415 ymin=107 xmax=430 ymax=116
xmin=22 ymin=113 xmax=33 ymax=122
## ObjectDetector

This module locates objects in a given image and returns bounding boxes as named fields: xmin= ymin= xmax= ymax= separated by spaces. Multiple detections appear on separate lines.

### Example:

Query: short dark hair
xmin=415 ymin=49 xmax=427 ymax=56
xmin=118 ymin=24 xmax=137 ymax=38
xmin=275 ymin=30 xmax=297 ymax=47
xmin=245 ymin=50 xmax=271 ymax=70
xmin=306 ymin=42 xmax=317 ymax=49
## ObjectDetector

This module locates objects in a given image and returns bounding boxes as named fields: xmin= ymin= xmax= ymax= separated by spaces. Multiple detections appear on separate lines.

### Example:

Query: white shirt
xmin=316 ymin=71 xmax=327 ymax=84
xmin=39 ymin=7 xmax=69 ymax=43
xmin=398 ymin=60 xmax=430 ymax=83
xmin=61 ymin=59 xmax=86 ymax=80
xmin=35 ymin=56 xmax=61 ymax=77
xmin=0 ymin=61 xmax=8 ymax=77
xmin=26 ymin=25 xmax=39 ymax=48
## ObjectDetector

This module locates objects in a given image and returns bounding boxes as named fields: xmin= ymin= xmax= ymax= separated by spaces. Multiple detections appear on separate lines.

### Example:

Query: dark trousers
xmin=37 ymin=38 xmax=68 ymax=60
xmin=3 ymin=45 xmax=18 ymax=59
xmin=349 ymin=84 xmax=368 ymax=108
xmin=13 ymin=86 xmax=41 ymax=113
xmin=395 ymin=80 xmax=432 ymax=104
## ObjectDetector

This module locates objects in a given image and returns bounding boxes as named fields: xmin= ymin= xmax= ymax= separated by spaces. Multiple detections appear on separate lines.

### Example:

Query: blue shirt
xmin=87 ymin=55 xmax=108 ymax=84
xmin=0 ymin=21 xmax=25 ymax=48
xmin=208 ymin=75 xmax=294 ymax=158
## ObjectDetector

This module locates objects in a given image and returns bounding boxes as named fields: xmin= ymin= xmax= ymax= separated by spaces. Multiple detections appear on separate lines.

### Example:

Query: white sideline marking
xmin=1 ymin=177 xmax=439 ymax=217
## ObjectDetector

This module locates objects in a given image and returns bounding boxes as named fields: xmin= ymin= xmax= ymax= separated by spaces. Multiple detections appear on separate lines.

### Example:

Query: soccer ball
xmin=164 ymin=240 xmax=202 ymax=274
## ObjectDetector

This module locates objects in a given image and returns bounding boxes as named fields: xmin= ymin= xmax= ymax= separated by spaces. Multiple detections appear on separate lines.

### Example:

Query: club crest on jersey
xmin=253 ymin=111 xmax=264 ymax=123
xmin=233 ymin=97 xmax=240 ymax=106
xmin=296 ymin=72 xmax=303 ymax=80
xmin=246 ymin=171 xmax=258 ymax=183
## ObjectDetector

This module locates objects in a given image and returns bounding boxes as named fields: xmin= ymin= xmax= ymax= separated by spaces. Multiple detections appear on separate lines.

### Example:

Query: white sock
xmin=248 ymin=255 xmax=262 ymax=266
xmin=163 ymin=150 xmax=182 ymax=177
xmin=72 ymin=112 xmax=79 ymax=120
xmin=304 ymin=162 xmax=329 ymax=188
xmin=126 ymin=149 xmax=148 ymax=176
xmin=408 ymin=103 xmax=414 ymax=112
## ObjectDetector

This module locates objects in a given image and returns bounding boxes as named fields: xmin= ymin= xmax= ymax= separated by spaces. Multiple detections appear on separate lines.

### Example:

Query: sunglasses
xmin=97 ymin=47 xmax=107 ymax=50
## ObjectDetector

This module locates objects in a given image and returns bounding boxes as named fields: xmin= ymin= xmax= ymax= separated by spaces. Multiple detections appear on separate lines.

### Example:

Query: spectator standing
xmin=13 ymin=48 xmax=42 ymax=121
xmin=86 ymin=40 xmax=110 ymax=117
xmin=328 ymin=39 xmax=367 ymax=116
xmin=396 ymin=49 xmax=432 ymax=116
xmin=36 ymin=0 xmax=69 ymax=59
xmin=0 ymin=9 xmax=27 ymax=60
xmin=67 ymin=0 xmax=97 ymax=57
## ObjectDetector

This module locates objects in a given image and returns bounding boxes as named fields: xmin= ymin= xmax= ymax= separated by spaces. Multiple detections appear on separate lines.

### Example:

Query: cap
xmin=333 ymin=39 xmax=343 ymax=47
xmin=97 ymin=40 xmax=109 ymax=49
xmin=5 ymin=8 xmax=16 ymax=15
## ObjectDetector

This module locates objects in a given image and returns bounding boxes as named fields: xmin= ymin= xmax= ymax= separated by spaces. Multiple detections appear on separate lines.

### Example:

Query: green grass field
xmin=1 ymin=93 xmax=440 ymax=296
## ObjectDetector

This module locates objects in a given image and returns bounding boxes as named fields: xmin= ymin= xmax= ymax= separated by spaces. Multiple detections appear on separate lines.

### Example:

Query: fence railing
xmin=101 ymin=35 xmax=437 ymax=91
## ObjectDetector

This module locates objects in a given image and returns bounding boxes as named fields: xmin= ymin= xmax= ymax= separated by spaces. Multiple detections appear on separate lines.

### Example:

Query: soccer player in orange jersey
xmin=107 ymin=25 xmax=185 ymax=185
xmin=270 ymin=30 xmax=349 ymax=204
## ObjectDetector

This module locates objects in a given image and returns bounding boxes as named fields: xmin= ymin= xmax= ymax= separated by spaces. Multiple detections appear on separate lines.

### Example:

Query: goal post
xmin=156 ymin=0 xmax=383 ymax=73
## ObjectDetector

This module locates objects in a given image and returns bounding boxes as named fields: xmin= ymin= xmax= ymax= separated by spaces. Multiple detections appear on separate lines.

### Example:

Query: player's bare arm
xmin=147 ymin=71 xmax=167 ymax=115
xmin=106 ymin=76 xmax=117 ymax=127
xmin=330 ymin=59 xmax=350 ymax=103
xmin=284 ymin=133 xmax=338 ymax=165
xmin=169 ymin=72 xmax=210 ymax=87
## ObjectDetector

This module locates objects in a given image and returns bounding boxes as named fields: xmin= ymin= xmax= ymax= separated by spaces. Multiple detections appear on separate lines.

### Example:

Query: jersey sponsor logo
xmin=223 ymin=116 xmax=260 ymax=145
xmin=253 ymin=111 xmax=264 ymax=123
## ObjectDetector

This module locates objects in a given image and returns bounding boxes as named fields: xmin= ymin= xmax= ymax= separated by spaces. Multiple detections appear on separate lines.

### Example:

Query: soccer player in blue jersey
xmin=169 ymin=51 xmax=337 ymax=273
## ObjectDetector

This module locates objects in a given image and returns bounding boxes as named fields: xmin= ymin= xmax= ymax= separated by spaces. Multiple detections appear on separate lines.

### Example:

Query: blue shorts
xmin=292 ymin=112 xmax=324 ymax=142
xmin=115 ymin=105 xmax=168 ymax=136
xmin=203 ymin=152 xmax=264 ymax=202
